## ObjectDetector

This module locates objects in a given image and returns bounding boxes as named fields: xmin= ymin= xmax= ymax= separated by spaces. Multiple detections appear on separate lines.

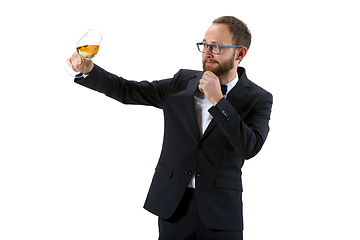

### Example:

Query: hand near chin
xmin=198 ymin=71 xmax=224 ymax=106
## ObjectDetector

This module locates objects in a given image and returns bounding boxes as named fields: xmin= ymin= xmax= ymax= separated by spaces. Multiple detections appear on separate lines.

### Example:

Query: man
xmin=67 ymin=16 xmax=273 ymax=240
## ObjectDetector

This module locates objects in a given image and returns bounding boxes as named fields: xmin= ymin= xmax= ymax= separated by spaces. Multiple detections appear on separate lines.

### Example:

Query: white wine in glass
xmin=77 ymin=44 xmax=99 ymax=59
xmin=66 ymin=29 xmax=102 ymax=78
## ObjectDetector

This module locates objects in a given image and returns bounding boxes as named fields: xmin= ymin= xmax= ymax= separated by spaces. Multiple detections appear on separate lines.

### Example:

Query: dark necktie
xmin=221 ymin=85 xmax=228 ymax=95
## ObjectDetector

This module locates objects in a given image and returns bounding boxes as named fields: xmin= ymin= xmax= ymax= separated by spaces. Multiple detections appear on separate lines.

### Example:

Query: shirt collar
xmin=223 ymin=73 xmax=238 ymax=95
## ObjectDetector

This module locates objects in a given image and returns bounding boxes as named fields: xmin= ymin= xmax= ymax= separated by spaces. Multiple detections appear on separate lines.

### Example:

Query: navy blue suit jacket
xmin=75 ymin=65 xmax=273 ymax=231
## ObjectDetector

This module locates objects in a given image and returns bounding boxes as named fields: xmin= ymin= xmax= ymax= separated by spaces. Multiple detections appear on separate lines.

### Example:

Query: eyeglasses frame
xmin=196 ymin=42 xmax=242 ymax=55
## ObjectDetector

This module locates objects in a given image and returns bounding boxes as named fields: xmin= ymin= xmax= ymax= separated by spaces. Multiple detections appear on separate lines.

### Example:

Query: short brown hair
xmin=213 ymin=16 xmax=251 ymax=50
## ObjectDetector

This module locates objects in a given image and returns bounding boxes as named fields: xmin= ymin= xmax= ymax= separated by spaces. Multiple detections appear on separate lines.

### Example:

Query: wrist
xmin=84 ymin=64 xmax=94 ymax=75
xmin=211 ymin=96 xmax=224 ymax=106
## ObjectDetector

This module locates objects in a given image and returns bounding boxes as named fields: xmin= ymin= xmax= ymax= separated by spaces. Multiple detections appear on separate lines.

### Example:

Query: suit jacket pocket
xmin=155 ymin=162 xmax=174 ymax=178
xmin=216 ymin=176 xmax=243 ymax=192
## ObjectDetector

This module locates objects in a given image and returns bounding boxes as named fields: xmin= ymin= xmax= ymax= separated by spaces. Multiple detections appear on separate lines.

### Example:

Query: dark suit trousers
xmin=158 ymin=188 xmax=243 ymax=240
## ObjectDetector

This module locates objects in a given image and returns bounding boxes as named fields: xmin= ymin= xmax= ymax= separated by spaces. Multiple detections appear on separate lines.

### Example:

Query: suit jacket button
xmin=186 ymin=171 xmax=193 ymax=176
xmin=197 ymin=145 xmax=204 ymax=150
xmin=221 ymin=110 xmax=232 ymax=121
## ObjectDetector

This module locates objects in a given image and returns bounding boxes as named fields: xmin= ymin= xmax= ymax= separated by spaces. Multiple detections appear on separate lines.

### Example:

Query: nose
xmin=203 ymin=45 xmax=214 ymax=58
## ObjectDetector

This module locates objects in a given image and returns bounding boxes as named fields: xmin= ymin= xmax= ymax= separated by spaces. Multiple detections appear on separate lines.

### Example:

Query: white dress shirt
xmin=188 ymin=73 xmax=238 ymax=188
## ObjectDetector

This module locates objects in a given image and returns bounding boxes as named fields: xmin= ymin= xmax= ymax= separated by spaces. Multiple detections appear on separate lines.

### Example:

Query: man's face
xmin=202 ymin=24 xmax=237 ymax=76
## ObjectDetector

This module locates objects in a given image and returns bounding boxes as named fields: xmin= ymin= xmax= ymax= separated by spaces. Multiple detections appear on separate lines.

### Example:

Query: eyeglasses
xmin=196 ymin=42 xmax=242 ymax=55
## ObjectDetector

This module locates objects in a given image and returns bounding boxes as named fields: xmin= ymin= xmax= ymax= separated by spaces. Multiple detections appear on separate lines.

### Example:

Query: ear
xmin=235 ymin=47 xmax=248 ymax=61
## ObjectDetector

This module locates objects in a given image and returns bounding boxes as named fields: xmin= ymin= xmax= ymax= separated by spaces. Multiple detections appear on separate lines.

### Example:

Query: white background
xmin=1 ymin=0 xmax=359 ymax=239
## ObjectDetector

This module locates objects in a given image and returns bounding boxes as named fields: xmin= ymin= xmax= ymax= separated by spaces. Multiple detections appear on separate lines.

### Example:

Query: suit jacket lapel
xmin=226 ymin=67 xmax=249 ymax=108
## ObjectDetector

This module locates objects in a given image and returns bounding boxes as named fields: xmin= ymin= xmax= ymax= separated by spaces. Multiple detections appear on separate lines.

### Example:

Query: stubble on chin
xmin=202 ymin=59 xmax=234 ymax=77
xmin=202 ymin=59 xmax=219 ymax=73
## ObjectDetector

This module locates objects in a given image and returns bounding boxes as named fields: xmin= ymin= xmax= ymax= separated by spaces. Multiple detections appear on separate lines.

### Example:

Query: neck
xmin=218 ymin=67 xmax=238 ymax=85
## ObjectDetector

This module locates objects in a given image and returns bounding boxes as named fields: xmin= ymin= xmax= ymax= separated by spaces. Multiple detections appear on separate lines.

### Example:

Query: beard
xmin=202 ymin=54 xmax=235 ymax=77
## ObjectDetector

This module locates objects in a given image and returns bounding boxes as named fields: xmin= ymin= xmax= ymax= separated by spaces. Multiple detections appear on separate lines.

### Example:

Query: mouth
xmin=205 ymin=60 xmax=218 ymax=66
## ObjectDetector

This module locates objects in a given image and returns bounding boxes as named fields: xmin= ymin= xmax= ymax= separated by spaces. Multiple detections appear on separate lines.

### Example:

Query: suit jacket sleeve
xmin=208 ymin=91 xmax=273 ymax=160
xmin=74 ymin=64 xmax=178 ymax=108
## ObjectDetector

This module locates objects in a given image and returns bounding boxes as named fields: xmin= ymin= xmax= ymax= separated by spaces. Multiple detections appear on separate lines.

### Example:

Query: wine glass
xmin=66 ymin=29 xmax=102 ymax=78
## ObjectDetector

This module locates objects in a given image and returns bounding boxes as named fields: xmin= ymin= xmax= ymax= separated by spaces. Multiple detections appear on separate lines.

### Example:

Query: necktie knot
xmin=221 ymin=85 xmax=228 ymax=95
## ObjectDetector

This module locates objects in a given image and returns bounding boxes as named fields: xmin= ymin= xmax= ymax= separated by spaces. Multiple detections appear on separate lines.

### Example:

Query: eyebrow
xmin=203 ymin=39 xmax=219 ymax=44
